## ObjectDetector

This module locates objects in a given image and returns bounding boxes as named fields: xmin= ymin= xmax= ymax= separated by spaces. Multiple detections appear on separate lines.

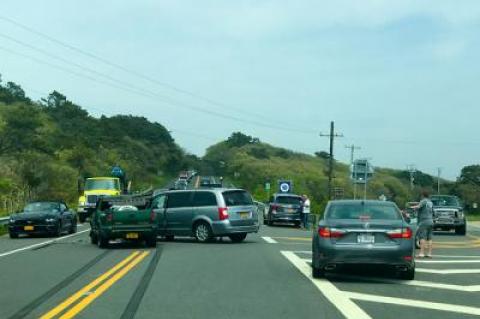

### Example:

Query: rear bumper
xmin=211 ymin=221 xmax=260 ymax=236
xmin=99 ymin=226 xmax=158 ymax=239
xmin=271 ymin=213 xmax=301 ymax=223
xmin=313 ymin=237 xmax=415 ymax=269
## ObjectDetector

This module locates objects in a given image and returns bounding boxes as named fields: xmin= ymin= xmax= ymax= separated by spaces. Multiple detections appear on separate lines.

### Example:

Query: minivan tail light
xmin=388 ymin=227 xmax=412 ymax=239
xmin=218 ymin=207 xmax=229 ymax=220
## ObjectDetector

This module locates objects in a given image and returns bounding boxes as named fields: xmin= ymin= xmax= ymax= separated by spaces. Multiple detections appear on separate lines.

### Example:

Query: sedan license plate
xmin=357 ymin=234 xmax=375 ymax=244
xmin=239 ymin=212 xmax=250 ymax=219
xmin=126 ymin=233 xmax=139 ymax=239
xmin=24 ymin=226 xmax=34 ymax=231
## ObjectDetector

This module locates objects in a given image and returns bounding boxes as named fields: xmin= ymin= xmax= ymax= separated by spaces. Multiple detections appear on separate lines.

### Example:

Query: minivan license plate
xmin=357 ymin=234 xmax=374 ymax=244
xmin=239 ymin=212 xmax=250 ymax=219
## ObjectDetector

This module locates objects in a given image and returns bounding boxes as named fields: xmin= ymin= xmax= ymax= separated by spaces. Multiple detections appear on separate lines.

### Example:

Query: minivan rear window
xmin=326 ymin=203 xmax=401 ymax=220
xmin=222 ymin=191 xmax=253 ymax=206
xmin=192 ymin=192 xmax=217 ymax=207
xmin=276 ymin=196 xmax=302 ymax=205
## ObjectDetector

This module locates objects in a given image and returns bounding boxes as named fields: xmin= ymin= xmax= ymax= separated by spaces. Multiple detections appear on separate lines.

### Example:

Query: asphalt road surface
xmin=1 ymin=222 xmax=480 ymax=319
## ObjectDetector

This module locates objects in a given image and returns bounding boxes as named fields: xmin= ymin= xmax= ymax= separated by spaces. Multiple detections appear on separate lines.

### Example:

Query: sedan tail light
xmin=218 ymin=207 xmax=229 ymax=220
xmin=318 ymin=227 xmax=345 ymax=238
xmin=387 ymin=227 xmax=412 ymax=239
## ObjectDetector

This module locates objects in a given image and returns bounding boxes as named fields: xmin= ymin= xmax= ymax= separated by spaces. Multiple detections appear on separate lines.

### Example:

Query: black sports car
xmin=8 ymin=201 xmax=77 ymax=238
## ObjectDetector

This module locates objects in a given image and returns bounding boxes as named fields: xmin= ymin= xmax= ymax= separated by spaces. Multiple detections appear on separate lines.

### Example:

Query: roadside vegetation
xmin=1 ymin=75 xmax=479 ymax=216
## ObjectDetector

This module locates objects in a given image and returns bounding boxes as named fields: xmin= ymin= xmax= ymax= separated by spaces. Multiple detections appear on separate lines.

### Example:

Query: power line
xmin=0 ymin=15 xmax=316 ymax=133
xmin=345 ymin=144 xmax=361 ymax=165
xmin=0 ymin=44 xmax=314 ymax=134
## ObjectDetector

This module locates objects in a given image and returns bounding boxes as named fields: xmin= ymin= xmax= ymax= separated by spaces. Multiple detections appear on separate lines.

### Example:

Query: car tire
xmin=146 ymin=235 xmax=157 ymax=247
xmin=97 ymin=234 xmax=109 ymax=248
xmin=78 ymin=214 xmax=86 ymax=223
xmin=415 ymin=234 xmax=421 ymax=249
xmin=399 ymin=267 xmax=415 ymax=280
xmin=165 ymin=235 xmax=175 ymax=241
xmin=194 ymin=222 xmax=213 ymax=243
xmin=294 ymin=221 xmax=301 ymax=228
xmin=54 ymin=223 xmax=62 ymax=237
xmin=312 ymin=266 xmax=324 ymax=279
xmin=268 ymin=217 xmax=274 ymax=226
xmin=9 ymin=232 xmax=18 ymax=239
xmin=455 ymin=224 xmax=466 ymax=235
xmin=90 ymin=232 xmax=98 ymax=245
xmin=69 ymin=221 xmax=77 ymax=234
xmin=229 ymin=233 xmax=247 ymax=243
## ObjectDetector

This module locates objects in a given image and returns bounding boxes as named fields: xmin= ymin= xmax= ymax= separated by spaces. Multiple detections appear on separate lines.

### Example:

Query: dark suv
xmin=265 ymin=193 xmax=303 ymax=227
xmin=431 ymin=195 xmax=466 ymax=235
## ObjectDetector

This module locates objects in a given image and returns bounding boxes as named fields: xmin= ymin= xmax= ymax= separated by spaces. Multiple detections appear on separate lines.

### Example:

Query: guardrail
xmin=0 ymin=216 xmax=10 ymax=225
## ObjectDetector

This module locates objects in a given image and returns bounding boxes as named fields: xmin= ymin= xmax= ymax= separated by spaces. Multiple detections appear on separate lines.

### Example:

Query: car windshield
xmin=23 ymin=202 xmax=59 ymax=213
xmin=85 ymin=179 xmax=120 ymax=191
xmin=276 ymin=196 xmax=303 ymax=205
xmin=223 ymin=191 xmax=253 ymax=206
xmin=327 ymin=202 xmax=401 ymax=220
xmin=431 ymin=196 xmax=460 ymax=207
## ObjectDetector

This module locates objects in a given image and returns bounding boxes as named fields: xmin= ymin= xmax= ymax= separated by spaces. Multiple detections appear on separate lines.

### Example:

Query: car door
xmin=59 ymin=203 xmax=70 ymax=230
xmin=165 ymin=191 xmax=193 ymax=236
xmin=152 ymin=194 xmax=167 ymax=236
xmin=191 ymin=191 xmax=218 ymax=222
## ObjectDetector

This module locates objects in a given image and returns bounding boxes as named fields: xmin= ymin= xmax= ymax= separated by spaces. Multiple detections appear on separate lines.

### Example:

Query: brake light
xmin=318 ymin=227 xmax=345 ymax=238
xmin=150 ymin=210 xmax=156 ymax=222
xmin=218 ymin=207 xmax=229 ymax=220
xmin=106 ymin=213 xmax=113 ymax=222
xmin=388 ymin=227 xmax=412 ymax=239
xmin=271 ymin=204 xmax=279 ymax=213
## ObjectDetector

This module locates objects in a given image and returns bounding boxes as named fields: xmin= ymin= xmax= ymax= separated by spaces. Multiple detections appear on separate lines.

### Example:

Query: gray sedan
xmin=312 ymin=200 xmax=415 ymax=280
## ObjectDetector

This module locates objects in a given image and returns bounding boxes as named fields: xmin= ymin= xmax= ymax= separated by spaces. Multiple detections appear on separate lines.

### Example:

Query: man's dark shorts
xmin=418 ymin=222 xmax=433 ymax=241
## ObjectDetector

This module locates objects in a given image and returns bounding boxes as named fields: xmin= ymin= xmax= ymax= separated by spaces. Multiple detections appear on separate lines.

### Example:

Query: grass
xmin=467 ymin=214 xmax=480 ymax=222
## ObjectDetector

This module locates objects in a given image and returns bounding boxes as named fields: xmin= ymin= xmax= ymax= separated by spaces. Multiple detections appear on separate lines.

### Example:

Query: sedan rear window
xmin=276 ymin=196 xmax=302 ymax=205
xmin=327 ymin=203 xmax=401 ymax=220
xmin=223 ymin=191 xmax=253 ymax=206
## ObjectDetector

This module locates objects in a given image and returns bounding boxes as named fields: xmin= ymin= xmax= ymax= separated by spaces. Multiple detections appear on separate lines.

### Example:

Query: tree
xmin=226 ymin=132 xmax=259 ymax=148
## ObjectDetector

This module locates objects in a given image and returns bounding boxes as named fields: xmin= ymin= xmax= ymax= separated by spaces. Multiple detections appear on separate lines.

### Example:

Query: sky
xmin=1 ymin=0 xmax=480 ymax=180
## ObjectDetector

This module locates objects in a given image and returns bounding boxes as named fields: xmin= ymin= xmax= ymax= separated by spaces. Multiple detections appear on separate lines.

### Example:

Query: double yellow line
xmin=41 ymin=251 xmax=150 ymax=319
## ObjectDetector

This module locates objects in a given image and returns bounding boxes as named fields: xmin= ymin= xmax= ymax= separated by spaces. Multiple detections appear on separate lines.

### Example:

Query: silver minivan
xmin=152 ymin=189 xmax=259 ymax=242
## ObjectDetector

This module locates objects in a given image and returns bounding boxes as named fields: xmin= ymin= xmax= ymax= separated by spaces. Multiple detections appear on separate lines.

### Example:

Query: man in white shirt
xmin=302 ymin=195 xmax=311 ymax=229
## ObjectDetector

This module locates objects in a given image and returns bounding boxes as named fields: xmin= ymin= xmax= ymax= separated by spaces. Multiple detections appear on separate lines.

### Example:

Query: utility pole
xmin=407 ymin=164 xmax=416 ymax=191
xmin=437 ymin=167 xmax=442 ymax=194
xmin=345 ymin=144 xmax=361 ymax=165
xmin=320 ymin=121 xmax=343 ymax=200
xmin=346 ymin=144 xmax=361 ymax=200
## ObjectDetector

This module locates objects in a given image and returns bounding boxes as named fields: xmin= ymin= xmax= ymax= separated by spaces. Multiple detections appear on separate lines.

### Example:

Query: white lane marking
xmin=424 ymin=255 xmax=480 ymax=258
xmin=262 ymin=236 xmax=278 ymax=244
xmin=416 ymin=260 xmax=480 ymax=264
xmin=282 ymin=251 xmax=371 ymax=319
xmin=416 ymin=268 xmax=480 ymax=274
xmin=0 ymin=229 xmax=89 ymax=259
xmin=345 ymin=292 xmax=480 ymax=316
xmin=293 ymin=250 xmax=312 ymax=254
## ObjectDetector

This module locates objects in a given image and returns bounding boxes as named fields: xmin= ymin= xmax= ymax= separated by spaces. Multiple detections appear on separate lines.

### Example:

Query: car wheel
xmin=90 ymin=232 xmax=98 ymax=245
xmin=455 ymin=224 xmax=466 ymax=235
xmin=415 ymin=234 xmax=421 ymax=249
xmin=69 ymin=221 xmax=77 ymax=234
xmin=194 ymin=222 xmax=212 ymax=243
xmin=399 ymin=267 xmax=415 ymax=280
xmin=268 ymin=217 xmax=274 ymax=226
xmin=79 ymin=214 xmax=86 ymax=223
xmin=9 ymin=232 xmax=18 ymax=239
xmin=146 ymin=235 xmax=157 ymax=247
xmin=312 ymin=266 xmax=324 ymax=278
xmin=229 ymin=233 xmax=247 ymax=243
xmin=165 ymin=235 xmax=175 ymax=241
xmin=294 ymin=221 xmax=301 ymax=228
xmin=55 ymin=223 xmax=62 ymax=237
xmin=97 ymin=234 xmax=109 ymax=248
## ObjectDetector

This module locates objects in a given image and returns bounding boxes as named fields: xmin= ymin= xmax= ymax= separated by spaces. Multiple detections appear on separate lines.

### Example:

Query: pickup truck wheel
xmin=146 ymin=236 xmax=157 ymax=247
xmin=194 ymin=222 xmax=212 ymax=243
xmin=90 ymin=232 xmax=98 ymax=245
xmin=9 ymin=232 xmax=18 ymax=239
xmin=455 ymin=224 xmax=466 ymax=235
xmin=97 ymin=235 xmax=109 ymax=248
xmin=229 ymin=233 xmax=247 ymax=243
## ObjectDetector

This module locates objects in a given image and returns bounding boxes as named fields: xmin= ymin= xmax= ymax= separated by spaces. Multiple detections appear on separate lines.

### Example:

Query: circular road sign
xmin=279 ymin=182 xmax=290 ymax=193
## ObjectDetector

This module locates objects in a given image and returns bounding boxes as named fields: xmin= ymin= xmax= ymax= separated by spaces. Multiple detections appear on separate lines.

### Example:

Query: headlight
xmin=46 ymin=218 xmax=57 ymax=223
xmin=457 ymin=211 xmax=464 ymax=219
xmin=9 ymin=218 xmax=15 ymax=224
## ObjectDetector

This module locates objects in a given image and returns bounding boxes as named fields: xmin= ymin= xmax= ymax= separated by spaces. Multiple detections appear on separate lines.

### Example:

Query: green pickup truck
xmin=89 ymin=195 xmax=158 ymax=248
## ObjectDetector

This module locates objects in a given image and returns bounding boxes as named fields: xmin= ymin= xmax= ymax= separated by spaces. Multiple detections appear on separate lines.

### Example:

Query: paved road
xmin=0 ymin=222 xmax=480 ymax=319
